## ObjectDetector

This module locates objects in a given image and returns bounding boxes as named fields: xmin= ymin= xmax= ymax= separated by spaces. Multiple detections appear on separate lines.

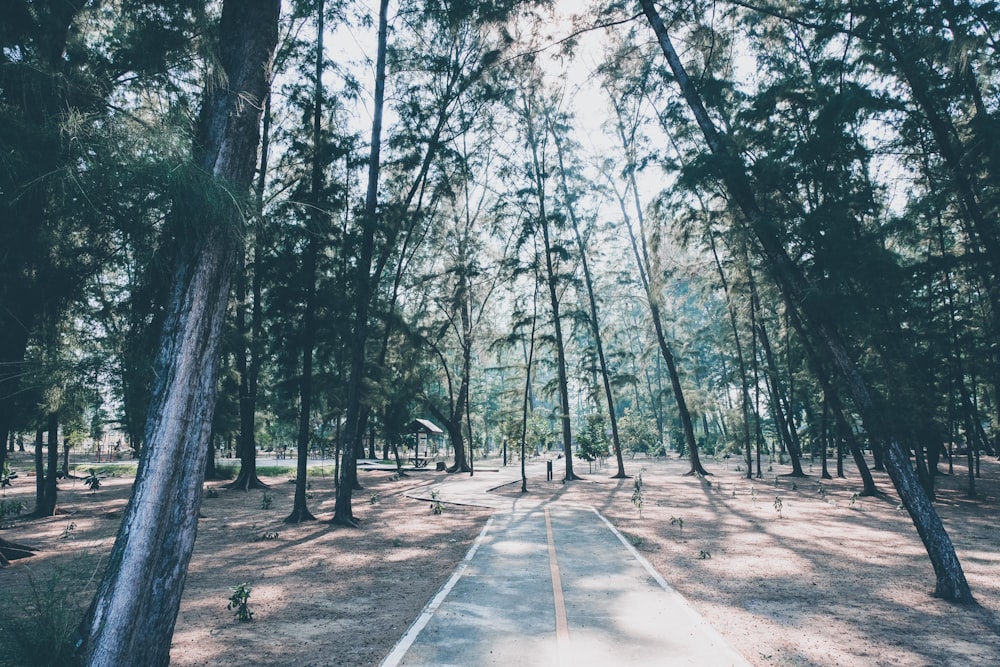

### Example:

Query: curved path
xmin=383 ymin=464 xmax=750 ymax=667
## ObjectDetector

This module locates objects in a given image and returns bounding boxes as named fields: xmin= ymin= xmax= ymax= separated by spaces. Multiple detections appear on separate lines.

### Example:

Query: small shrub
xmin=227 ymin=583 xmax=254 ymax=621
xmin=1 ymin=462 xmax=15 ymax=490
xmin=83 ymin=469 xmax=101 ymax=493
xmin=2 ymin=556 xmax=96 ymax=666
xmin=623 ymin=532 xmax=644 ymax=548
xmin=252 ymin=531 xmax=279 ymax=542
xmin=0 ymin=499 xmax=25 ymax=518
xmin=429 ymin=489 xmax=444 ymax=515
xmin=60 ymin=522 xmax=77 ymax=540
xmin=631 ymin=471 xmax=645 ymax=518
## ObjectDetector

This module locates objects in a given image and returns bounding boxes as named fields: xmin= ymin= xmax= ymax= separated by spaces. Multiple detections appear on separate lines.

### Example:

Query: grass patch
xmin=69 ymin=464 xmax=137 ymax=478
xmin=0 ymin=554 xmax=101 ymax=666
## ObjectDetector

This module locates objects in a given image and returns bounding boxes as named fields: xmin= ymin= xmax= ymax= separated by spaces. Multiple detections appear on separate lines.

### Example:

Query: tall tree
xmin=73 ymin=1 xmax=281 ymax=662
xmin=549 ymin=116 xmax=628 ymax=479
xmin=639 ymin=0 xmax=972 ymax=602
xmin=333 ymin=0 xmax=389 ymax=527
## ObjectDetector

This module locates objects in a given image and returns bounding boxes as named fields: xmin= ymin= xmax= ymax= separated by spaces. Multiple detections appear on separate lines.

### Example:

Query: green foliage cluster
xmin=227 ymin=583 xmax=254 ymax=622
xmin=0 ymin=556 xmax=98 ymax=666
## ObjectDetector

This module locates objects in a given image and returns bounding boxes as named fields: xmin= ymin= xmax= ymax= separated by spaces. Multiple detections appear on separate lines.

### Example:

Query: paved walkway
xmin=383 ymin=465 xmax=750 ymax=667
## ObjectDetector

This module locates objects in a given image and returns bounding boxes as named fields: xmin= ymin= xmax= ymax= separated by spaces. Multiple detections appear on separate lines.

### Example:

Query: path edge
xmin=379 ymin=515 xmax=496 ymax=667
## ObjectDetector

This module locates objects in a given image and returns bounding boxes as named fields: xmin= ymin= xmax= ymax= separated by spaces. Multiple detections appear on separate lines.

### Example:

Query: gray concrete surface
xmin=384 ymin=467 xmax=750 ymax=667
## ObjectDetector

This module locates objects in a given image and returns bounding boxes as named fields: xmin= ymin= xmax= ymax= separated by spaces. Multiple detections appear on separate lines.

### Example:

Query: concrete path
xmin=384 ymin=467 xmax=750 ymax=667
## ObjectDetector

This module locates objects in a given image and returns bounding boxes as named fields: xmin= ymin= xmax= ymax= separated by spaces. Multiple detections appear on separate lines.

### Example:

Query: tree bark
xmin=640 ymin=0 xmax=972 ymax=602
xmin=73 ymin=2 xmax=280 ymax=663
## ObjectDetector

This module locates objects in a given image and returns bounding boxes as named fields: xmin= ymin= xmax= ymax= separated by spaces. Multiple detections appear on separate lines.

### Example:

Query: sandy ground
xmin=1 ymin=452 xmax=998 ymax=666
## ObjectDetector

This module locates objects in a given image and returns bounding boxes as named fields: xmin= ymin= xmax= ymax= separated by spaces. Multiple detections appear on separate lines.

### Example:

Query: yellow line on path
xmin=544 ymin=508 xmax=570 ymax=662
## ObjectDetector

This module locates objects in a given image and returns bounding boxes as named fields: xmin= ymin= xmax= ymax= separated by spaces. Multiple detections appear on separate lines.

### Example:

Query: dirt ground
xmin=1 ymin=452 xmax=999 ymax=666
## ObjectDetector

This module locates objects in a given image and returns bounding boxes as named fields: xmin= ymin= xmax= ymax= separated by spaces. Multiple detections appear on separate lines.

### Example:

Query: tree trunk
xmin=640 ymin=0 xmax=973 ymax=602
xmin=33 ymin=429 xmax=44 ymax=513
xmin=757 ymin=316 xmax=806 ymax=476
xmin=551 ymin=129 xmax=628 ymax=479
xmin=73 ymin=2 xmax=280 ymax=663
xmin=608 ymin=122 xmax=708 ymax=477
xmin=288 ymin=0 xmax=327 ymax=525
xmin=521 ymin=95 xmax=578 ymax=482
xmin=226 ymin=88 xmax=271 ymax=492
xmin=708 ymin=232 xmax=753 ymax=478
xmin=334 ymin=0 xmax=389 ymax=527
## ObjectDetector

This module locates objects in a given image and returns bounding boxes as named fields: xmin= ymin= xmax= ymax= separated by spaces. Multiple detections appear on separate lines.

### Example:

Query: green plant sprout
xmin=227 ymin=583 xmax=254 ymax=621
xmin=83 ymin=469 xmax=102 ymax=493
xmin=61 ymin=522 xmax=77 ymax=539
xmin=631 ymin=472 xmax=645 ymax=517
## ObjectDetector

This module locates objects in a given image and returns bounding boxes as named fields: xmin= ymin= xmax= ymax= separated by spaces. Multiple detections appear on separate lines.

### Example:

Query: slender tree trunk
xmin=540 ymin=214 xmax=578 ymax=481
xmin=640 ymin=0 xmax=972 ymax=602
xmin=551 ymin=130 xmax=627 ymax=479
xmin=33 ymin=429 xmax=44 ymax=513
xmin=608 ymin=125 xmax=708 ymax=476
xmin=73 ymin=3 xmax=280 ymax=662
xmin=522 ymin=99 xmax=578 ymax=482
xmin=288 ymin=0 xmax=327 ymax=524
xmin=333 ymin=0 xmax=389 ymax=526
xmin=520 ymin=278 xmax=540 ymax=493
xmin=708 ymin=232 xmax=753 ymax=477
xmin=227 ymin=91 xmax=272 ymax=492
xmin=757 ymin=315 xmax=806 ymax=476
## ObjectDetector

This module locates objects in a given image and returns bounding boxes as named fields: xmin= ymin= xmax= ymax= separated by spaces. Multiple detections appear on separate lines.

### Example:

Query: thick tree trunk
xmin=640 ymin=0 xmax=972 ymax=602
xmin=73 ymin=2 xmax=279 ymax=663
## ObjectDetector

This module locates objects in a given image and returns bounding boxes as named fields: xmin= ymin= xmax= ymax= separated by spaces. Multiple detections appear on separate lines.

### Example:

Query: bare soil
xmin=1 ymin=453 xmax=998 ymax=666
